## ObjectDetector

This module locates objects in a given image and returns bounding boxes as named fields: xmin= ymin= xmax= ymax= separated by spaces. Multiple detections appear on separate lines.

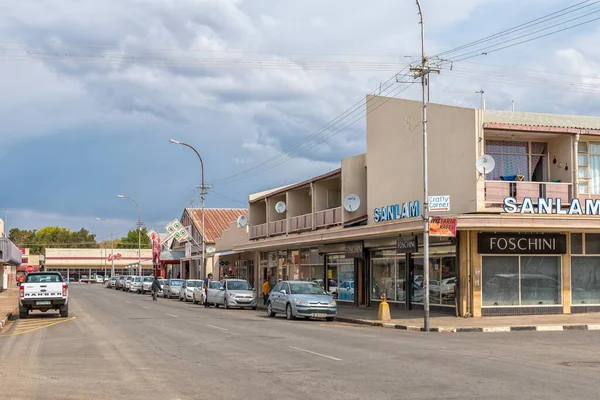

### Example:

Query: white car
xmin=141 ymin=276 xmax=156 ymax=294
xmin=129 ymin=276 xmax=143 ymax=293
xmin=179 ymin=280 xmax=202 ymax=302
xmin=19 ymin=272 xmax=69 ymax=318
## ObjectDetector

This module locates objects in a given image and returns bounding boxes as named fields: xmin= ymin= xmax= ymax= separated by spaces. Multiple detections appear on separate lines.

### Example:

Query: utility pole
xmin=411 ymin=0 xmax=439 ymax=332
xmin=3 ymin=209 xmax=9 ymax=237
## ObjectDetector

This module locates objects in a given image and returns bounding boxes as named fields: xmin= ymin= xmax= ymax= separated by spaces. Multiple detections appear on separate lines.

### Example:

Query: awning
xmin=0 ymin=238 xmax=22 ymax=265
xmin=159 ymin=250 xmax=185 ymax=261
xmin=214 ymin=250 xmax=243 ymax=257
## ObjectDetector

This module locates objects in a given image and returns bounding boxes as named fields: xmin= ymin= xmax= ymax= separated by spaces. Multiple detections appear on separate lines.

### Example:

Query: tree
xmin=8 ymin=226 xmax=98 ymax=254
xmin=117 ymin=227 xmax=151 ymax=249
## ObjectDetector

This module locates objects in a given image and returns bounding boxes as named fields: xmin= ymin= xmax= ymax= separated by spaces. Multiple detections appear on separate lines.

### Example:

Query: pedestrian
xmin=262 ymin=277 xmax=270 ymax=305
xmin=151 ymin=276 xmax=161 ymax=301
xmin=203 ymin=273 xmax=213 ymax=308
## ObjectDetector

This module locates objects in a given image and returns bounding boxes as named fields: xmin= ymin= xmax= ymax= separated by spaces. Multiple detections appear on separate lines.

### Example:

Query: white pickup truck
xmin=19 ymin=272 xmax=69 ymax=318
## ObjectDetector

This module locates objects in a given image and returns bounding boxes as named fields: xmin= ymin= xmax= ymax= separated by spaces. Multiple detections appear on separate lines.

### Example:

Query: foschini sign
xmin=503 ymin=197 xmax=600 ymax=215
xmin=478 ymin=233 xmax=567 ymax=254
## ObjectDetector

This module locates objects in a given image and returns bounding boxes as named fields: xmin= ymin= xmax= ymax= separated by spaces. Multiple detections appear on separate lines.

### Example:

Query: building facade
xmin=230 ymin=95 xmax=600 ymax=318
xmin=0 ymin=237 xmax=22 ymax=290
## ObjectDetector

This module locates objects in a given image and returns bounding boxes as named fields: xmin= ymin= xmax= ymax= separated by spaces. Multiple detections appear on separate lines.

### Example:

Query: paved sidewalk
xmin=0 ymin=287 xmax=18 ymax=332
xmin=335 ymin=303 xmax=600 ymax=333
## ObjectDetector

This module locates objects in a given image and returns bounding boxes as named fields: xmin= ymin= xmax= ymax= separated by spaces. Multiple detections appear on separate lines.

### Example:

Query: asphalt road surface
xmin=1 ymin=284 xmax=600 ymax=400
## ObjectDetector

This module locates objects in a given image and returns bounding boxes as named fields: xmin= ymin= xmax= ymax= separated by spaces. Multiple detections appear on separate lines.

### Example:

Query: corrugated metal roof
xmin=483 ymin=110 xmax=600 ymax=131
xmin=186 ymin=208 xmax=248 ymax=244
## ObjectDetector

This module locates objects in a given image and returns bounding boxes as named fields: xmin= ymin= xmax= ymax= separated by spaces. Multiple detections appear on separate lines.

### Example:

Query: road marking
xmin=166 ymin=313 xmax=178 ymax=318
xmin=288 ymin=346 xmax=342 ymax=361
xmin=1 ymin=317 xmax=76 ymax=337
xmin=142 ymin=306 xmax=150 ymax=310
xmin=207 ymin=324 xmax=229 ymax=331
xmin=125 ymin=301 xmax=131 ymax=304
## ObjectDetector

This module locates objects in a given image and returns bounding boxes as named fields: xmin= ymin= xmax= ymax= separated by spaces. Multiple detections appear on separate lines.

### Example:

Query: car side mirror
xmin=219 ymin=287 xmax=225 ymax=291
xmin=281 ymin=290 xmax=286 ymax=295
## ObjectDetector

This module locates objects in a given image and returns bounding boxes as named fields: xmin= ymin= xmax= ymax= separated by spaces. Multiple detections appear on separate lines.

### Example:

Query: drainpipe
xmin=573 ymin=132 xmax=580 ymax=200
xmin=466 ymin=231 xmax=472 ymax=318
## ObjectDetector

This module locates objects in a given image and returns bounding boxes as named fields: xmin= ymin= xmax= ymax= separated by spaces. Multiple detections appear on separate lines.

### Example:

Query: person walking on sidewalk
xmin=203 ymin=273 xmax=213 ymax=308
xmin=262 ymin=277 xmax=270 ymax=305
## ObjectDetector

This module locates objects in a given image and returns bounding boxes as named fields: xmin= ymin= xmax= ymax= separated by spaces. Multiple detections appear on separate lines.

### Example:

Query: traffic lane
xmin=90 ymin=285 xmax=600 ymax=399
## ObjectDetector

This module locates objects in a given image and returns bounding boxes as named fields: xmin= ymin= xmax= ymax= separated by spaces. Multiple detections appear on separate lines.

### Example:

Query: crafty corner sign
xmin=503 ymin=197 xmax=600 ymax=215
xmin=373 ymin=200 xmax=420 ymax=223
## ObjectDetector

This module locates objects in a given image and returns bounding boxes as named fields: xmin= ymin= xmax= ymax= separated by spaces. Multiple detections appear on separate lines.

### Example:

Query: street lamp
xmin=169 ymin=138 xmax=206 ymax=280
xmin=117 ymin=195 xmax=142 ymax=277
xmin=96 ymin=217 xmax=115 ymax=278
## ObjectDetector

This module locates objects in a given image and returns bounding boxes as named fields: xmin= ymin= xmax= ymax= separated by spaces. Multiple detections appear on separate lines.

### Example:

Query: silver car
xmin=212 ymin=279 xmax=257 ymax=310
xmin=129 ymin=276 xmax=143 ymax=293
xmin=163 ymin=279 xmax=184 ymax=299
xmin=141 ymin=276 xmax=155 ymax=294
xmin=179 ymin=280 xmax=202 ymax=302
xmin=267 ymin=281 xmax=337 ymax=321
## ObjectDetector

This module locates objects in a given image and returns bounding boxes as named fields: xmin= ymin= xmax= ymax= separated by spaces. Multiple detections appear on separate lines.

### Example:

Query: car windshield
xmin=289 ymin=282 xmax=327 ymax=295
xmin=186 ymin=280 xmax=200 ymax=287
xmin=170 ymin=280 xmax=184 ymax=286
xmin=158 ymin=279 xmax=166 ymax=284
xmin=134 ymin=277 xmax=141 ymax=282
xmin=143 ymin=277 xmax=154 ymax=282
xmin=227 ymin=281 xmax=250 ymax=291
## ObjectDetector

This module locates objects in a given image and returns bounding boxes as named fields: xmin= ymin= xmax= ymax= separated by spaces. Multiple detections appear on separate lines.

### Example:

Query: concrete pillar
xmin=458 ymin=231 xmax=469 ymax=317
xmin=470 ymin=231 xmax=482 ymax=317
xmin=562 ymin=232 xmax=571 ymax=314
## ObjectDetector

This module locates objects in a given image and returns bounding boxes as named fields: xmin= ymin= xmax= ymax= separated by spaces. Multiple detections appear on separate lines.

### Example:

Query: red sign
xmin=26 ymin=265 xmax=34 ymax=273
xmin=108 ymin=253 xmax=122 ymax=261
xmin=19 ymin=248 xmax=26 ymax=255
xmin=429 ymin=217 xmax=457 ymax=237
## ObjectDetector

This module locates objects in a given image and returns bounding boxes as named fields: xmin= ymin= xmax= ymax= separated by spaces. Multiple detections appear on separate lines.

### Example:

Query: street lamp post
xmin=96 ymin=217 xmax=115 ymax=278
xmin=169 ymin=139 xmax=206 ymax=280
xmin=117 ymin=195 xmax=142 ymax=277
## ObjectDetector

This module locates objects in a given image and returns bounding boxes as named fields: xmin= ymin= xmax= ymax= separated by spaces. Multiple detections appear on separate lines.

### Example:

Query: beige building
xmin=226 ymin=95 xmax=600 ymax=318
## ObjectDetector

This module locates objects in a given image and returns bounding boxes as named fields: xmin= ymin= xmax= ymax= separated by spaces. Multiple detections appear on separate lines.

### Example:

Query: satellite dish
xmin=343 ymin=194 xmax=361 ymax=212
xmin=206 ymin=246 xmax=216 ymax=254
xmin=476 ymin=154 xmax=496 ymax=175
xmin=237 ymin=215 xmax=248 ymax=228
xmin=275 ymin=201 xmax=287 ymax=213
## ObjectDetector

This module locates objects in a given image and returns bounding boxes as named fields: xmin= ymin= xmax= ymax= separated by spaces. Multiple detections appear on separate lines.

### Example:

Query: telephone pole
xmin=411 ymin=0 xmax=439 ymax=332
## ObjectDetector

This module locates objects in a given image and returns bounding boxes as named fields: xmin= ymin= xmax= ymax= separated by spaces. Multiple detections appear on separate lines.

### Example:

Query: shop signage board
xmin=429 ymin=217 xmax=457 ymax=237
xmin=397 ymin=236 xmax=418 ymax=253
xmin=503 ymin=197 xmax=600 ymax=215
xmin=185 ymin=242 xmax=191 ymax=258
xmin=478 ymin=233 xmax=567 ymax=254
xmin=344 ymin=241 xmax=364 ymax=258
xmin=428 ymin=195 xmax=450 ymax=212
xmin=373 ymin=200 xmax=420 ymax=223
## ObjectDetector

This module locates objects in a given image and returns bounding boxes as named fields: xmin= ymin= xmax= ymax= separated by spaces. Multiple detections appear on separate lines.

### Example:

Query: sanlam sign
xmin=373 ymin=200 xmax=421 ymax=223
xmin=503 ymin=197 xmax=600 ymax=215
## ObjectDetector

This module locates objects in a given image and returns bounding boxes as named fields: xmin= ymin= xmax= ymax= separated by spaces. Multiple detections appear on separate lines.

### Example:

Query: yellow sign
xmin=429 ymin=217 xmax=457 ymax=237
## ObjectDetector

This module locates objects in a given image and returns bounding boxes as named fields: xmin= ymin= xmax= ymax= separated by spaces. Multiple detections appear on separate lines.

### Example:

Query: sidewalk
xmin=0 ymin=287 xmax=18 ymax=332
xmin=335 ymin=303 xmax=600 ymax=333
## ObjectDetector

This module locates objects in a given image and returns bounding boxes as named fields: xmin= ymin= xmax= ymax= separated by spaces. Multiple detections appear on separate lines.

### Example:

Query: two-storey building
xmin=229 ymin=95 xmax=600 ymax=318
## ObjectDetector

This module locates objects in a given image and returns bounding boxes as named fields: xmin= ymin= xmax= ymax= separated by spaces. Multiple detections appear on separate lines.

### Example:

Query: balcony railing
xmin=289 ymin=213 xmax=312 ymax=233
xmin=249 ymin=223 xmax=267 ymax=240
xmin=268 ymin=219 xmax=286 ymax=236
xmin=484 ymin=181 xmax=572 ymax=207
xmin=315 ymin=207 xmax=342 ymax=228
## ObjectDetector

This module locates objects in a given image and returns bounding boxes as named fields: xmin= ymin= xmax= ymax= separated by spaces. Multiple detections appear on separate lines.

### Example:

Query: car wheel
xmin=267 ymin=302 xmax=275 ymax=318
xmin=251 ymin=306 xmax=257 ymax=310
xmin=179 ymin=296 xmax=183 ymax=302
xmin=326 ymin=316 xmax=335 ymax=322
xmin=59 ymin=304 xmax=69 ymax=318
xmin=19 ymin=306 xmax=28 ymax=319
xmin=224 ymin=299 xmax=230 ymax=309
xmin=286 ymin=304 xmax=295 ymax=320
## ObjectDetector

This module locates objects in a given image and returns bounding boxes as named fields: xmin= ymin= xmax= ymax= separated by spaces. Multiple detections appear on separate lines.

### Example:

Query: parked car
xmin=200 ymin=280 xmax=225 ymax=305
xmin=106 ymin=277 xmax=117 ymax=288
xmin=211 ymin=279 xmax=257 ymax=310
xmin=141 ymin=276 xmax=155 ymax=294
xmin=115 ymin=276 xmax=126 ymax=290
xmin=157 ymin=279 xmax=166 ymax=297
xmin=179 ymin=280 xmax=202 ymax=302
xmin=129 ymin=276 xmax=143 ymax=293
xmin=163 ymin=279 xmax=184 ymax=299
xmin=124 ymin=276 xmax=134 ymax=291
xmin=19 ymin=272 xmax=69 ymax=318
xmin=267 ymin=280 xmax=336 ymax=321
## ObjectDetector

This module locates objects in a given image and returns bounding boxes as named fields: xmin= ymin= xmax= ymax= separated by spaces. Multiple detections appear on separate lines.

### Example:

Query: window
xmin=327 ymin=254 xmax=354 ymax=301
xmin=578 ymin=142 xmax=600 ymax=195
xmin=482 ymin=256 xmax=561 ymax=306
xmin=571 ymin=257 xmax=600 ymax=304
xmin=485 ymin=140 xmax=548 ymax=181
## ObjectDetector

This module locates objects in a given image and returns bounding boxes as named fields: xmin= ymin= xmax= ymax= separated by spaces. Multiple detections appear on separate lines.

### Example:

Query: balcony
xmin=249 ymin=223 xmax=267 ymax=240
xmin=289 ymin=213 xmax=312 ymax=233
xmin=483 ymin=181 xmax=572 ymax=208
xmin=315 ymin=207 xmax=342 ymax=228
xmin=268 ymin=220 xmax=286 ymax=236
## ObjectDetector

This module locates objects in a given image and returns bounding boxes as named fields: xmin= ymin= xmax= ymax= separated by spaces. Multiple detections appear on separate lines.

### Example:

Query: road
xmin=1 ymin=284 xmax=600 ymax=400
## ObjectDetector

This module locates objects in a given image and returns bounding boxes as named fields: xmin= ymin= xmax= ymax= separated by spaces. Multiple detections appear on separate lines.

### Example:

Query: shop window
xmin=571 ymin=233 xmax=583 ymax=254
xmin=412 ymin=256 xmax=457 ymax=305
xmin=585 ymin=234 xmax=600 ymax=254
xmin=327 ymin=254 xmax=354 ymax=301
xmin=482 ymin=256 xmax=561 ymax=307
xmin=571 ymin=257 xmax=600 ymax=305
xmin=372 ymin=258 xmax=396 ymax=302
xmin=299 ymin=249 xmax=324 ymax=284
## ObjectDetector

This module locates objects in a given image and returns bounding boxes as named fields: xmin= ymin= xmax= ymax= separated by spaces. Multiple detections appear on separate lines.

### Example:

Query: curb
xmin=0 ymin=307 xmax=18 ymax=333
xmin=334 ymin=317 xmax=600 ymax=333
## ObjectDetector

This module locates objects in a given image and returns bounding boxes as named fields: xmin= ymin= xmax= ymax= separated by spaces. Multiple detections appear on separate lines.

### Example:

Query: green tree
xmin=8 ymin=228 xmax=37 ymax=251
xmin=117 ymin=227 xmax=151 ymax=249
xmin=8 ymin=226 xmax=98 ymax=254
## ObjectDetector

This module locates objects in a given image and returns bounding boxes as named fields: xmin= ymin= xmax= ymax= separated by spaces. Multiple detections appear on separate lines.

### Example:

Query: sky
xmin=1 ymin=0 xmax=599 ymax=242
